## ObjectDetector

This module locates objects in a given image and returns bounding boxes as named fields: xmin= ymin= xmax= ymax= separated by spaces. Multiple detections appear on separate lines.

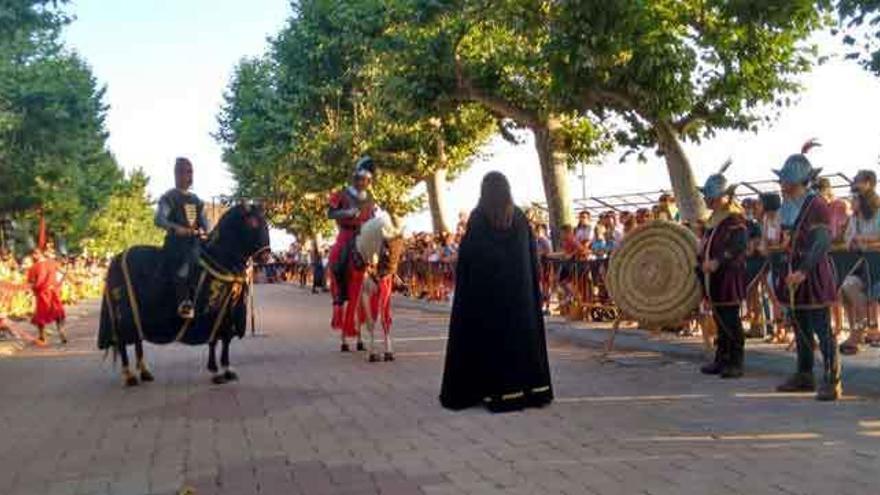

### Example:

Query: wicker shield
xmin=607 ymin=221 xmax=701 ymax=327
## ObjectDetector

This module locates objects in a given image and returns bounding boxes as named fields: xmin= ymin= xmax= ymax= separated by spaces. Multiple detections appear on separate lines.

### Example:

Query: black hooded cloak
xmin=439 ymin=207 xmax=554 ymax=412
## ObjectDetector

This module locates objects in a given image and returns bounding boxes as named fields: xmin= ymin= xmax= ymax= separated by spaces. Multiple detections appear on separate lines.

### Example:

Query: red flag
xmin=37 ymin=209 xmax=46 ymax=251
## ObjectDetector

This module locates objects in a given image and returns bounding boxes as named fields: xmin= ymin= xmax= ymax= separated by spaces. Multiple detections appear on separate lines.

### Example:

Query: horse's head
xmin=360 ymin=214 xmax=404 ymax=277
xmin=209 ymin=203 xmax=271 ymax=268
xmin=379 ymin=235 xmax=405 ymax=278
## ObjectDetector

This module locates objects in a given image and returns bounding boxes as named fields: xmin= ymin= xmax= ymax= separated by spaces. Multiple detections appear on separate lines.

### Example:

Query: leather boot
xmin=721 ymin=338 xmax=745 ymax=379
xmin=332 ymin=260 xmax=348 ymax=306
xmin=700 ymin=361 xmax=724 ymax=375
xmin=817 ymin=349 xmax=842 ymax=401
xmin=816 ymin=380 xmax=842 ymax=401
xmin=175 ymin=277 xmax=194 ymax=319
xmin=777 ymin=372 xmax=816 ymax=392
xmin=720 ymin=365 xmax=743 ymax=379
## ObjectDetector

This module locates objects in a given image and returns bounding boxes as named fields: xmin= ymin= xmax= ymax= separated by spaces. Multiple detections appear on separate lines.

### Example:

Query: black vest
xmin=160 ymin=189 xmax=204 ymax=244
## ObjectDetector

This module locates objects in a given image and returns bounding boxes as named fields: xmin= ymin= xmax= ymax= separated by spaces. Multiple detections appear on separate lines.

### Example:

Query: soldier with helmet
xmin=154 ymin=157 xmax=211 ymax=320
xmin=773 ymin=140 xmax=841 ymax=401
xmin=697 ymin=160 xmax=748 ymax=379
xmin=327 ymin=156 xmax=377 ymax=351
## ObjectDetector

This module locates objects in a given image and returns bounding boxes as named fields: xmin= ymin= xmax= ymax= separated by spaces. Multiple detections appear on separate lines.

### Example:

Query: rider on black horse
xmin=154 ymin=157 xmax=211 ymax=319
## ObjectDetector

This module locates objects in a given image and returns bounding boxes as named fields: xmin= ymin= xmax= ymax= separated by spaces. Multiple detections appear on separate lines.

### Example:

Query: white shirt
xmin=845 ymin=213 xmax=880 ymax=246
xmin=574 ymin=223 xmax=593 ymax=244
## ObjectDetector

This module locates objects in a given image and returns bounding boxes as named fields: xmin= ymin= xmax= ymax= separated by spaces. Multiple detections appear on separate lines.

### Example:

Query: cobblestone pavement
xmin=1 ymin=284 xmax=879 ymax=495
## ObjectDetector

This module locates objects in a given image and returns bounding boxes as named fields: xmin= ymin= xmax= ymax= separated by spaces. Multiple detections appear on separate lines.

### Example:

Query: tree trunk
xmin=655 ymin=120 xmax=706 ymax=223
xmin=425 ymin=168 xmax=452 ymax=235
xmin=533 ymin=119 xmax=574 ymax=249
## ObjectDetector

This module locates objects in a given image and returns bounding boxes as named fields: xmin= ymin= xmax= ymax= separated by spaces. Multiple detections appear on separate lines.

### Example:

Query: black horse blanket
xmin=98 ymin=246 xmax=248 ymax=349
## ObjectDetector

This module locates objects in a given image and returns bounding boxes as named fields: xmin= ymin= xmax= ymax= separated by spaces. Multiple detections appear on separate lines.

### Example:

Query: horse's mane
xmin=215 ymin=204 xmax=243 ymax=229
xmin=357 ymin=215 xmax=399 ymax=265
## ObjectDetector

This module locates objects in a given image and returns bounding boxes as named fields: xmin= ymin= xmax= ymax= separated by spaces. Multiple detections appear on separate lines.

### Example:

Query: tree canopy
xmin=218 ymin=0 xmax=496 ymax=238
xmin=218 ymin=0 xmax=851 ymax=241
xmin=837 ymin=0 xmax=880 ymax=75
xmin=549 ymin=0 xmax=828 ymax=221
xmin=81 ymin=169 xmax=163 ymax=259
xmin=0 ymin=0 xmax=127 ymax=251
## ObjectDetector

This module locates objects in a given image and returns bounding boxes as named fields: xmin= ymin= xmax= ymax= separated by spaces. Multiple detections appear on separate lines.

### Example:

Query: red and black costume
xmin=772 ymin=140 xmax=840 ymax=400
xmin=328 ymin=158 xmax=377 ymax=336
xmin=698 ymin=209 xmax=748 ymax=375
xmin=697 ymin=161 xmax=748 ymax=378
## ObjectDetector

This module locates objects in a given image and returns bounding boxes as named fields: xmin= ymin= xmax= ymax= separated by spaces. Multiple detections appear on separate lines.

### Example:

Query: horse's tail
xmin=97 ymin=260 xmax=121 ymax=368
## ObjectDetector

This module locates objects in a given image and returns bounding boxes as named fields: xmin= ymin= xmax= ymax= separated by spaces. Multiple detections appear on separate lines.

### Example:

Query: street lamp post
xmin=578 ymin=162 xmax=587 ymax=200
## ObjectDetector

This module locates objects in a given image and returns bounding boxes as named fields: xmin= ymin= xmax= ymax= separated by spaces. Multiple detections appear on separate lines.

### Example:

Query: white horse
xmin=354 ymin=214 xmax=404 ymax=362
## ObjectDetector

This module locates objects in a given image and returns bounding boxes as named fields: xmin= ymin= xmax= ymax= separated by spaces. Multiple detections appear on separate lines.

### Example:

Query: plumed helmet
xmin=700 ymin=158 xmax=737 ymax=200
xmin=773 ymin=139 xmax=822 ymax=185
xmin=353 ymin=155 xmax=375 ymax=179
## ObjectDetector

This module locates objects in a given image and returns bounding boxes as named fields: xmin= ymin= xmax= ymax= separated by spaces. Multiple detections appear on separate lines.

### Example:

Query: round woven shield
xmin=607 ymin=221 xmax=701 ymax=327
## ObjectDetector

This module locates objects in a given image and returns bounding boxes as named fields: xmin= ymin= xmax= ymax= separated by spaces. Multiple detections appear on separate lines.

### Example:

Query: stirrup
xmin=178 ymin=301 xmax=195 ymax=320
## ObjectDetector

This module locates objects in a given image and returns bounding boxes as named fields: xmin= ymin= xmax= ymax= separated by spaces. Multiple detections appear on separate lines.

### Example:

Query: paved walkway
xmin=1 ymin=284 xmax=879 ymax=495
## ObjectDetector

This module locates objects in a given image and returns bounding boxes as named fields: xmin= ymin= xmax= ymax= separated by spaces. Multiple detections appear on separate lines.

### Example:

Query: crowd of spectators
xmin=0 ymin=247 xmax=107 ymax=340
xmin=274 ymin=175 xmax=880 ymax=357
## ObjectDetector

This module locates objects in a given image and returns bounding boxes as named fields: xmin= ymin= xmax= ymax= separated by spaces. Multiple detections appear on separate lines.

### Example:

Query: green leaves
xmin=0 ymin=1 xmax=122 ymax=250
xmin=217 ymin=0 xmax=498 ymax=236
xmin=552 ymin=0 xmax=827 ymax=141
xmin=836 ymin=0 xmax=880 ymax=75
xmin=81 ymin=169 xmax=163 ymax=259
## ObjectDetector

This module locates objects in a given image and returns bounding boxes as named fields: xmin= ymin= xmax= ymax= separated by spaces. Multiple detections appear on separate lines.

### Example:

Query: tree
xmin=0 ymin=0 xmax=122 ymax=246
xmin=363 ymin=98 xmax=494 ymax=233
xmin=549 ymin=0 xmax=827 ymax=222
xmin=387 ymin=0 xmax=609 ymax=245
xmin=216 ymin=56 xmax=335 ymax=242
xmin=81 ymin=169 xmax=163 ymax=258
xmin=836 ymin=0 xmax=880 ymax=75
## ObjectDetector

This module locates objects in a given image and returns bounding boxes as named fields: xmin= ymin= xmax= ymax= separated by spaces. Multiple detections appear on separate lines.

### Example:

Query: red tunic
xmin=27 ymin=259 xmax=65 ymax=326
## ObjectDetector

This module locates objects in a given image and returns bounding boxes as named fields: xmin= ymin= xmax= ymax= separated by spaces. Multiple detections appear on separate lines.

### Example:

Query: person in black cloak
xmin=439 ymin=172 xmax=554 ymax=413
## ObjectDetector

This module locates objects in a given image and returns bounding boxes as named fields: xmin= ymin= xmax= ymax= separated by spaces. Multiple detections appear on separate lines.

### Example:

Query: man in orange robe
xmin=27 ymin=249 xmax=67 ymax=345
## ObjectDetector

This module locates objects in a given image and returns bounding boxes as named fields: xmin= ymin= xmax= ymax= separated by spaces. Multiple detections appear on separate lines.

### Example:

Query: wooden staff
xmin=248 ymin=263 xmax=256 ymax=336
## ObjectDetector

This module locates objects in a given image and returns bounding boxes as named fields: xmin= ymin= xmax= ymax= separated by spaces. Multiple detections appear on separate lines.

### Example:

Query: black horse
xmin=97 ymin=204 xmax=270 ymax=386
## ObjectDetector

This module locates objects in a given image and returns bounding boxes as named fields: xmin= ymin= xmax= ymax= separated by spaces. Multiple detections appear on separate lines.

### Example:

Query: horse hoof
xmin=368 ymin=353 xmax=380 ymax=363
xmin=223 ymin=370 xmax=239 ymax=382
xmin=356 ymin=342 xmax=366 ymax=351
xmin=340 ymin=343 xmax=351 ymax=352
xmin=124 ymin=376 xmax=139 ymax=388
xmin=383 ymin=353 xmax=395 ymax=362
xmin=139 ymin=369 xmax=155 ymax=382
xmin=211 ymin=374 xmax=227 ymax=385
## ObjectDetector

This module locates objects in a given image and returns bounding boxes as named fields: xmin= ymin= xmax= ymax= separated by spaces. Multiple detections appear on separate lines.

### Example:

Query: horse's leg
xmin=135 ymin=340 xmax=154 ymax=382
xmin=119 ymin=343 xmax=138 ymax=387
xmin=382 ymin=281 xmax=394 ymax=362
xmin=365 ymin=287 xmax=379 ymax=363
xmin=208 ymin=341 xmax=225 ymax=384
xmin=340 ymin=321 xmax=350 ymax=352
xmin=382 ymin=308 xmax=394 ymax=362
xmin=221 ymin=335 xmax=238 ymax=382
xmin=355 ymin=302 xmax=366 ymax=352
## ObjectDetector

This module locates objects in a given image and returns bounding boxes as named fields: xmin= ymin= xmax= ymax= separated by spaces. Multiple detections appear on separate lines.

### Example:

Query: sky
xmin=64 ymin=2 xmax=880 ymax=249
